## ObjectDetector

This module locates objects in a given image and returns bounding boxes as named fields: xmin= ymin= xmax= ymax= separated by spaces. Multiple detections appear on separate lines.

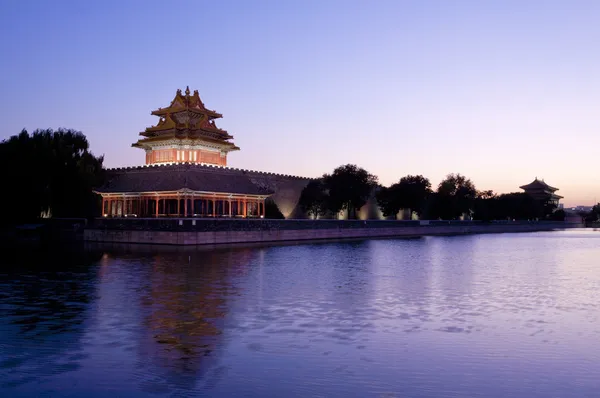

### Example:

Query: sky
xmin=1 ymin=0 xmax=599 ymax=206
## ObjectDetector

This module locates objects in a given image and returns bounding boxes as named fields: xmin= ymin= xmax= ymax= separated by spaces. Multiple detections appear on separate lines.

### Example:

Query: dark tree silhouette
xmin=264 ymin=198 xmax=285 ymax=219
xmin=375 ymin=185 xmax=401 ymax=218
xmin=488 ymin=192 xmax=543 ymax=220
xmin=548 ymin=209 xmax=566 ymax=221
xmin=591 ymin=204 xmax=600 ymax=221
xmin=376 ymin=175 xmax=432 ymax=219
xmin=473 ymin=190 xmax=497 ymax=222
xmin=0 ymin=128 xmax=104 ymax=224
xmin=323 ymin=164 xmax=378 ymax=219
xmin=430 ymin=173 xmax=477 ymax=220
xmin=298 ymin=179 xmax=328 ymax=219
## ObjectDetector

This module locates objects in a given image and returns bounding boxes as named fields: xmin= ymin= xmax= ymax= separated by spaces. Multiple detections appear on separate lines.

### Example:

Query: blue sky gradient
xmin=1 ymin=0 xmax=599 ymax=205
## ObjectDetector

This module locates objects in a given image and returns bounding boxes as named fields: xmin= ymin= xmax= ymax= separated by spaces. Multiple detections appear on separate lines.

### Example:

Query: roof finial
xmin=185 ymin=86 xmax=190 ymax=96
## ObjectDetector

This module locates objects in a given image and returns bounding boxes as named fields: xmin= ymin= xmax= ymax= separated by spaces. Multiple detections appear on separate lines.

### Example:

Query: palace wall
xmin=98 ymin=164 xmax=413 ymax=221
xmin=243 ymin=170 xmax=312 ymax=219
xmin=84 ymin=219 xmax=581 ymax=246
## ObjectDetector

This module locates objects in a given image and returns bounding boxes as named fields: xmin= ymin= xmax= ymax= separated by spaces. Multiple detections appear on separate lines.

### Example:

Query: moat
xmin=1 ymin=230 xmax=600 ymax=397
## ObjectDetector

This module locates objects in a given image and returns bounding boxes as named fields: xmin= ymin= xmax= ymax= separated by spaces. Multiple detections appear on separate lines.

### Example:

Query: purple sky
xmin=1 ymin=0 xmax=599 ymax=206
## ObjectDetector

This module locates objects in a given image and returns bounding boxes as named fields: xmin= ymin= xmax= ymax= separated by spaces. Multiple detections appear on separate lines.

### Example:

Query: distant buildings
xmin=566 ymin=205 xmax=593 ymax=213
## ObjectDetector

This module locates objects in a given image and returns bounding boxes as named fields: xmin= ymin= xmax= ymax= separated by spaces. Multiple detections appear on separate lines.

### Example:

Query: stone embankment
xmin=84 ymin=219 xmax=582 ymax=246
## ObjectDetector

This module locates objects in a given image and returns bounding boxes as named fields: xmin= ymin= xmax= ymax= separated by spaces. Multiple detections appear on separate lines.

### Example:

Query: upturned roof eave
xmin=151 ymin=107 xmax=222 ymax=119
xmin=131 ymin=136 xmax=239 ymax=150
xmin=519 ymin=180 xmax=558 ymax=191
xmin=139 ymin=128 xmax=233 ymax=140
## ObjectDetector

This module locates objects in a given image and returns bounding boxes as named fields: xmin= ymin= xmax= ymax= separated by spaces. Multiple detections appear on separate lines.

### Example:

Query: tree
xmin=264 ymin=198 xmax=285 ymax=219
xmin=583 ymin=204 xmax=600 ymax=222
xmin=430 ymin=173 xmax=477 ymax=220
xmin=298 ymin=179 xmax=328 ymax=219
xmin=376 ymin=175 xmax=432 ymax=219
xmin=0 ymin=128 xmax=104 ymax=224
xmin=375 ymin=185 xmax=401 ymax=218
xmin=495 ymin=192 xmax=542 ymax=220
xmin=394 ymin=175 xmax=432 ymax=217
xmin=549 ymin=209 xmax=566 ymax=221
xmin=473 ymin=190 xmax=497 ymax=221
xmin=323 ymin=164 xmax=378 ymax=219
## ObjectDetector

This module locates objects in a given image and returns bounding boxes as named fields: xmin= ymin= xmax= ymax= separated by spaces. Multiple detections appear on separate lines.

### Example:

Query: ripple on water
xmin=2 ymin=232 xmax=600 ymax=397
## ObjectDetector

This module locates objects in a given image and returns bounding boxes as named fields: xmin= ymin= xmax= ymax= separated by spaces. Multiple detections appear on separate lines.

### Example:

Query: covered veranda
xmin=99 ymin=189 xmax=268 ymax=218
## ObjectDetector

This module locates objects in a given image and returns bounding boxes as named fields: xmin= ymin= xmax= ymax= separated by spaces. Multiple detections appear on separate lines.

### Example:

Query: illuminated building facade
xmin=95 ymin=88 xmax=310 ymax=218
xmin=132 ymin=86 xmax=239 ymax=166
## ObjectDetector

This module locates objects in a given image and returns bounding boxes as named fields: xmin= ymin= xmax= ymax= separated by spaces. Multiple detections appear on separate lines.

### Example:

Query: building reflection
xmin=96 ymin=245 xmax=256 ymax=391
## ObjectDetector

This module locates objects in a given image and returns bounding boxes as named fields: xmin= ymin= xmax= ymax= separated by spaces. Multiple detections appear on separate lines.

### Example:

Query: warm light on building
xmin=132 ymin=86 xmax=239 ymax=167
xmin=94 ymin=88 xmax=273 ymax=219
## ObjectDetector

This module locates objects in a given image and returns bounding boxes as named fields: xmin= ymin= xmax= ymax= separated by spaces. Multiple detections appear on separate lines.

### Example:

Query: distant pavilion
xmin=95 ymin=87 xmax=272 ymax=218
xmin=519 ymin=178 xmax=563 ymax=207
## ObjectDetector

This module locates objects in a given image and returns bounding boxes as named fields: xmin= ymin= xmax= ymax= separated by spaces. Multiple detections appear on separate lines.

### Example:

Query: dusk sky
xmin=1 ymin=0 xmax=599 ymax=206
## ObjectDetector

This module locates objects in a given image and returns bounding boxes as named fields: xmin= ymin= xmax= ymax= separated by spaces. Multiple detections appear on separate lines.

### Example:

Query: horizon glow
xmin=1 ymin=0 xmax=599 ymax=206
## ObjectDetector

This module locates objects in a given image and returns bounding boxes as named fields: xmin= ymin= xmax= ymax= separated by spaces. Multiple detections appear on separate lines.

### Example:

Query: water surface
xmin=1 ymin=230 xmax=600 ymax=397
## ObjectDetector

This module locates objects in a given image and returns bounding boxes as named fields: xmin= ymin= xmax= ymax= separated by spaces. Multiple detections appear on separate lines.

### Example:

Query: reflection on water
xmin=2 ymin=230 xmax=600 ymax=397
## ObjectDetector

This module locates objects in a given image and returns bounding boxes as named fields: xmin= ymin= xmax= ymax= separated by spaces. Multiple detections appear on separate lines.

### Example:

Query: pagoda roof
xmin=151 ymin=87 xmax=222 ymax=119
xmin=519 ymin=178 xmax=559 ymax=192
xmin=142 ymin=114 xmax=232 ymax=138
xmin=131 ymin=133 xmax=240 ymax=151
xmin=95 ymin=163 xmax=271 ymax=196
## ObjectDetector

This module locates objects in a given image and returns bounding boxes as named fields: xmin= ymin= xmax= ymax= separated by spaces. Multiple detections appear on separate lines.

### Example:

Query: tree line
xmin=299 ymin=164 xmax=566 ymax=221
xmin=0 ymin=129 xmax=104 ymax=225
xmin=581 ymin=205 xmax=600 ymax=223
xmin=0 ymin=128 xmax=576 ymax=224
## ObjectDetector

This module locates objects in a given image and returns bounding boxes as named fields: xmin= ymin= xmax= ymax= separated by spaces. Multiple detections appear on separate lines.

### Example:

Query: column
xmin=212 ymin=199 xmax=216 ymax=217
xmin=191 ymin=195 xmax=195 ymax=216
xmin=228 ymin=200 xmax=232 ymax=217
xmin=177 ymin=197 xmax=181 ymax=217
xmin=243 ymin=199 xmax=247 ymax=217
xmin=184 ymin=197 xmax=188 ymax=217
xmin=155 ymin=196 xmax=159 ymax=218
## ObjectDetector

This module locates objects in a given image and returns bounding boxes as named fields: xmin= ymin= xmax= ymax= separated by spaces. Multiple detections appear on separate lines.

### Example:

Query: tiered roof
xmin=132 ymin=87 xmax=239 ymax=151
xmin=520 ymin=178 xmax=563 ymax=199
xmin=519 ymin=178 xmax=559 ymax=192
